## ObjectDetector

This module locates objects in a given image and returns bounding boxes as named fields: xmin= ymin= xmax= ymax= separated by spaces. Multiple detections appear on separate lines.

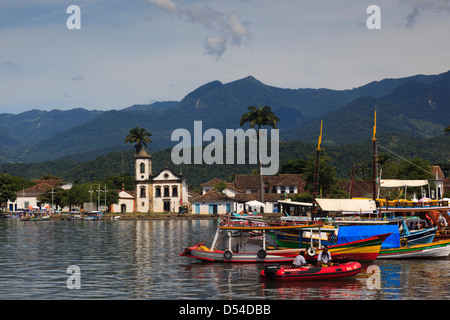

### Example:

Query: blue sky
xmin=0 ymin=0 xmax=449 ymax=114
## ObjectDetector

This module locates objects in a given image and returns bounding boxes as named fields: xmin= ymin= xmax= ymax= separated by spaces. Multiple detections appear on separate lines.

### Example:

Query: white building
xmin=192 ymin=175 xmax=307 ymax=214
xmin=134 ymin=149 xmax=188 ymax=213
xmin=110 ymin=190 xmax=135 ymax=213
xmin=7 ymin=180 xmax=60 ymax=212
xmin=191 ymin=189 xmax=235 ymax=214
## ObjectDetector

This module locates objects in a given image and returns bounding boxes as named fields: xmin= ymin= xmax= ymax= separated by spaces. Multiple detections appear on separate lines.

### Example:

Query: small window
xmin=172 ymin=186 xmax=178 ymax=197
xmin=140 ymin=187 xmax=146 ymax=198
xmin=155 ymin=187 xmax=161 ymax=197
xmin=140 ymin=163 xmax=145 ymax=174
xmin=164 ymin=187 xmax=170 ymax=197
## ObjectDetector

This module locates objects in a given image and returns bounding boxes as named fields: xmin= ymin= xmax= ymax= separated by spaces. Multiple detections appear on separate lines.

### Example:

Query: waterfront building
xmin=110 ymin=189 xmax=135 ymax=213
xmin=191 ymin=189 xmax=235 ymax=214
xmin=193 ymin=174 xmax=306 ymax=214
xmin=7 ymin=179 xmax=60 ymax=211
xmin=134 ymin=148 xmax=188 ymax=213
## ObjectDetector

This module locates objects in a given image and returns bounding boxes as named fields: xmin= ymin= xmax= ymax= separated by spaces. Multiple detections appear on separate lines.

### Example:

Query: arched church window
xmin=172 ymin=186 xmax=178 ymax=197
xmin=140 ymin=163 xmax=146 ymax=174
xmin=140 ymin=186 xmax=146 ymax=198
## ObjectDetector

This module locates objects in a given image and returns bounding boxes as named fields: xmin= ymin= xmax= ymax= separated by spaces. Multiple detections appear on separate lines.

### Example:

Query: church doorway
xmin=121 ymin=204 xmax=127 ymax=213
xmin=163 ymin=200 xmax=170 ymax=212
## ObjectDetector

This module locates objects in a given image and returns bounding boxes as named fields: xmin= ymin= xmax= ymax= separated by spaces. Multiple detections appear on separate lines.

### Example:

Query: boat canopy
xmin=380 ymin=179 xmax=428 ymax=188
xmin=316 ymin=199 xmax=377 ymax=213
xmin=337 ymin=225 xmax=400 ymax=249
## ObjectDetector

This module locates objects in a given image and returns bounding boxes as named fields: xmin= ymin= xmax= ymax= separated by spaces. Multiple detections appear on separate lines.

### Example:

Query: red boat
xmin=260 ymin=261 xmax=362 ymax=281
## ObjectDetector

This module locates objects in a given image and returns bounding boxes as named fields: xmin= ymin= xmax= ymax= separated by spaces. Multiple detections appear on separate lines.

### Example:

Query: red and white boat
xmin=260 ymin=261 xmax=362 ymax=281
xmin=180 ymin=222 xmax=320 ymax=263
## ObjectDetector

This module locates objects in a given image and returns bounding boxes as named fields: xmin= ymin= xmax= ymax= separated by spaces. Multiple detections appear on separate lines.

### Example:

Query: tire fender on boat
xmin=400 ymin=239 xmax=408 ymax=247
xmin=257 ymin=249 xmax=267 ymax=259
xmin=307 ymin=247 xmax=316 ymax=257
xmin=223 ymin=250 xmax=233 ymax=260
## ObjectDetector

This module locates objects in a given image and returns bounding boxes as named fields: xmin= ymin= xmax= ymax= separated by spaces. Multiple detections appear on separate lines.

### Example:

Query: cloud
xmin=146 ymin=1 xmax=250 ymax=58
xmin=401 ymin=0 xmax=450 ymax=28
xmin=71 ymin=75 xmax=85 ymax=81
xmin=147 ymin=0 xmax=177 ymax=13
xmin=0 ymin=60 xmax=20 ymax=74
xmin=204 ymin=36 xmax=227 ymax=59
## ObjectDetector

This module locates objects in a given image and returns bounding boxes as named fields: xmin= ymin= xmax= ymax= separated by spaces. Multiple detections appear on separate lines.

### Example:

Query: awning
xmin=316 ymin=198 xmax=377 ymax=212
xmin=245 ymin=200 xmax=265 ymax=207
xmin=380 ymin=179 xmax=428 ymax=188
xmin=277 ymin=200 xmax=313 ymax=207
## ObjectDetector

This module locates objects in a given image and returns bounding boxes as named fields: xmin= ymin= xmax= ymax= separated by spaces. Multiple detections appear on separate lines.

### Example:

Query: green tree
xmin=240 ymin=105 xmax=280 ymax=202
xmin=213 ymin=181 xmax=228 ymax=194
xmin=61 ymin=184 xmax=90 ymax=209
xmin=102 ymin=174 xmax=135 ymax=191
xmin=125 ymin=126 xmax=152 ymax=154
xmin=278 ymin=159 xmax=307 ymax=174
xmin=38 ymin=187 xmax=67 ymax=210
xmin=0 ymin=173 xmax=35 ymax=205
xmin=356 ymin=160 xmax=371 ymax=180
xmin=0 ymin=185 xmax=17 ymax=205
xmin=302 ymin=152 xmax=337 ymax=196
xmin=397 ymin=158 xmax=433 ymax=180
xmin=105 ymin=190 xmax=119 ymax=207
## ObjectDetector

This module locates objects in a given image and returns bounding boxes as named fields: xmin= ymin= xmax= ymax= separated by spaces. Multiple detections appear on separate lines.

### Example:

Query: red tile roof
xmin=16 ymin=181 xmax=59 ymax=197
xmin=191 ymin=189 xmax=233 ymax=202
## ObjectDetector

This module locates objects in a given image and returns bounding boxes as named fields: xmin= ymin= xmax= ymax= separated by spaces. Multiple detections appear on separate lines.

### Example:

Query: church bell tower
xmin=135 ymin=149 xmax=152 ymax=212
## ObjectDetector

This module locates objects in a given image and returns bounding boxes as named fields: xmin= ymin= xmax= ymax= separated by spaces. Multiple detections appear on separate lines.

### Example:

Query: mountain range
xmin=0 ymin=70 xmax=449 ymax=165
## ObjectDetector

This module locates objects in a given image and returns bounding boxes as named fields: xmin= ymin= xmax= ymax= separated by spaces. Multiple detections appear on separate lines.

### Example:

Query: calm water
xmin=0 ymin=218 xmax=449 ymax=300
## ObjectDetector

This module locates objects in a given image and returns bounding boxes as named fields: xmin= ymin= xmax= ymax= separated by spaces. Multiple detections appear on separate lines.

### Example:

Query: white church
xmin=134 ymin=148 xmax=188 ymax=213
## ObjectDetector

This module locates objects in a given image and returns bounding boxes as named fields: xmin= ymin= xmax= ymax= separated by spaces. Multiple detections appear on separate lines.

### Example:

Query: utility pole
xmin=50 ymin=187 xmax=55 ymax=212
xmin=97 ymin=183 xmax=101 ymax=210
xmin=104 ymin=184 xmax=108 ymax=210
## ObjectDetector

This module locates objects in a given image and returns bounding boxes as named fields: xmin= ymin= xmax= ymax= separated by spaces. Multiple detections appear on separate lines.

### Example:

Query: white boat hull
xmin=378 ymin=240 xmax=450 ymax=259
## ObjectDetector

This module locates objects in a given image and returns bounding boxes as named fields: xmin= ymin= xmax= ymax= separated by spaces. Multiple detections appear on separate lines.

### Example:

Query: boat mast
xmin=312 ymin=120 xmax=323 ymax=221
xmin=350 ymin=163 xmax=355 ymax=199
xmin=372 ymin=110 xmax=378 ymax=201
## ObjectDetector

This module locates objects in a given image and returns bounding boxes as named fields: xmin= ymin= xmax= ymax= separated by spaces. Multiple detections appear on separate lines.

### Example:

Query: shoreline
xmin=47 ymin=213 xmax=284 ymax=221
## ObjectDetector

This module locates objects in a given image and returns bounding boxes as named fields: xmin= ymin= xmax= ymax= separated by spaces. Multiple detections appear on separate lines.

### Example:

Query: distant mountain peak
xmin=241 ymin=75 xmax=258 ymax=82
xmin=227 ymin=75 xmax=263 ymax=86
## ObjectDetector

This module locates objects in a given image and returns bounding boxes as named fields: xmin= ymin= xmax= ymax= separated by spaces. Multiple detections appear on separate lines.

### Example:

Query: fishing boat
xmin=306 ymin=232 xmax=391 ymax=262
xmin=401 ymin=224 xmax=437 ymax=246
xmin=332 ymin=217 xmax=437 ymax=246
xmin=377 ymin=239 xmax=450 ymax=259
xmin=84 ymin=211 xmax=103 ymax=220
xmin=180 ymin=223 xmax=319 ymax=263
xmin=268 ymin=223 xmax=393 ymax=262
xmin=260 ymin=261 xmax=362 ymax=281
xmin=30 ymin=214 xmax=50 ymax=221
xmin=20 ymin=211 xmax=50 ymax=221
xmin=269 ymin=224 xmax=338 ymax=248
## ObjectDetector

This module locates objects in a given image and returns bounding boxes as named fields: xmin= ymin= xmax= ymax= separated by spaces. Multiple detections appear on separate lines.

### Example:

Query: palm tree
xmin=125 ymin=126 xmax=152 ymax=154
xmin=240 ymin=105 xmax=280 ymax=203
xmin=357 ymin=160 xmax=370 ymax=179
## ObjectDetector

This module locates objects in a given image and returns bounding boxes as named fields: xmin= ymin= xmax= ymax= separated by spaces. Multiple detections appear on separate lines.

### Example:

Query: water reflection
xmin=0 ymin=219 xmax=448 ymax=300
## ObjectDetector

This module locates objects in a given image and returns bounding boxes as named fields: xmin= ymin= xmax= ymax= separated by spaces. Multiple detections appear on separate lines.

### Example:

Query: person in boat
xmin=317 ymin=246 xmax=332 ymax=267
xmin=292 ymin=251 xmax=308 ymax=268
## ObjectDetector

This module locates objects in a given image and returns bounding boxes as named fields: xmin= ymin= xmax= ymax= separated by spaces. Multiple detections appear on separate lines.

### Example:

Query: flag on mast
xmin=317 ymin=120 xmax=323 ymax=151
xmin=372 ymin=110 xmax=377 ymax=141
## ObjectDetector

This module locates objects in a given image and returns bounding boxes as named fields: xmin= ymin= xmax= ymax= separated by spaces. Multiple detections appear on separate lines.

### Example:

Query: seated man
xmin=317 ymin=246 xmax=332 ymax=266
xmin=292 ymin=251 xmax=308 ymax=268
